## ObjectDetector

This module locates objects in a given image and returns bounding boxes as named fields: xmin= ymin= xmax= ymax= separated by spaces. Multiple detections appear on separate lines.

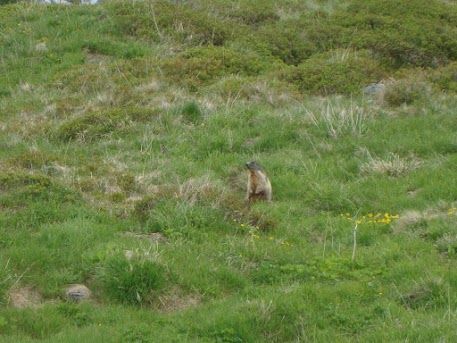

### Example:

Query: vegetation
xmin=0 ymin=0 xmax=456 ymax=341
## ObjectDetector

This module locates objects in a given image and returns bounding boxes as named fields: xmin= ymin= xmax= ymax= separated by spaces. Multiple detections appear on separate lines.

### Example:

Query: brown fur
xmin=246 ymin=161 xmax=272 ymax=202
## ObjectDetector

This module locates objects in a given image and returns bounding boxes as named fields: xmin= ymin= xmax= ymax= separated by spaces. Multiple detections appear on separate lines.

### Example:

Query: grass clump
xmin=176 ymin=100 xmax=203 ymax=124
xmin=360 ymin=152 xmax=423 ymax=177
xmin=98 ymin=255 xmax=166 ymax=306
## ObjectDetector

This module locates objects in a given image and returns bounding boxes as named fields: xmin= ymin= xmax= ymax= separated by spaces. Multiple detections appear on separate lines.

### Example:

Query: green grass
xmin=1 ymin=0 xmax=457 ymax=341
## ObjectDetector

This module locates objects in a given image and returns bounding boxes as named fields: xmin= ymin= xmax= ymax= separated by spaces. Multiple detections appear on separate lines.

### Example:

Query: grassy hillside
xmin=1 ymin=0 xmax=457 ymax=341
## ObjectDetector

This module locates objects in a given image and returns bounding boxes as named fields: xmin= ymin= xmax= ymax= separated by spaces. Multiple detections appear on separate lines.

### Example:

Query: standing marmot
xmin=246 ymin=161 xmax=272 ymax=202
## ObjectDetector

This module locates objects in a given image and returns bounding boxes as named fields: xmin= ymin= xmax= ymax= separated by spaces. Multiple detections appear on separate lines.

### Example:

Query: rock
xmin=64 ymin=284 xmax=91 ymax=302
xmin=362 ymin=82 xmax=385 ymax=96
xmin=123 ymin=231 xmax=167 ymax=242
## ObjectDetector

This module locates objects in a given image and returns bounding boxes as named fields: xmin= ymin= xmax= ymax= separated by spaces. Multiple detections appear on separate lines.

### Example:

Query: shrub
xmin=7 ymin=151 xmax=59 ymax=171
xmin=0 ymin=171 xmax=52 ymax=192
xmin=428 ymin=62 xmax=457 ymax=92
xmin=256 ymin=21 xmax=317 ymax=66
xmin=56 ymin=109 xmax=131 ymax=141
xmin=333 ymin=0 xmax=457 ymax=68
xmin=383 ymin=78 xmax=432 ymax=107
xmin=282 ymin=50 xmax=384 ymax=95
xmin=106 ymin=0 xmax=236 ymax=46
xmin=0 ymin=171 xmax=79 ymax=204
xmin=160 ymin=46 xmax=276 ymax=91
xmin=82 ymin=39 xmax=147 ymax=59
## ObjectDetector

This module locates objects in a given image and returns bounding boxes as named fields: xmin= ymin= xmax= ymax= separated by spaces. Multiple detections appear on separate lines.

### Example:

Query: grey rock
xmin=64 ymin=284 xmax=91 ymax=302
xmin=362 ymin=82 xmax=385 ymax=95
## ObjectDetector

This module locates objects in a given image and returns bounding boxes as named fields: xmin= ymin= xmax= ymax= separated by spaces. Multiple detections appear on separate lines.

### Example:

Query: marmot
xmin=246 ymin=161 xmax=272 ymax=202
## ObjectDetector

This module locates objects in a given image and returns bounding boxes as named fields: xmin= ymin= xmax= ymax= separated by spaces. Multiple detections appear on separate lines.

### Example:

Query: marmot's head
xmin=246 ymin=161 xmax=262 ymax=170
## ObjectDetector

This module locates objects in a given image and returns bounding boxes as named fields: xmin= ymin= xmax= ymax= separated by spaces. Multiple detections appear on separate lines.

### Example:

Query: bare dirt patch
xmin=8 ymin=286 xmax=42 ymax=308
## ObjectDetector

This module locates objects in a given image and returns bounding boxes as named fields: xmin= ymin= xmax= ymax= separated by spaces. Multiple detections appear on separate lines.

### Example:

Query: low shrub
xmin=0 ymin=171 xmax=52 ymax=192
xmin=428 ymin=62 xmax=457 ymax=92
xmin=383 ymin=78 xmax=432 ymax=107
xmin=56 ymin=109 xmax=131 ymax=141
xmin=7 ymin=151 xmax=59 ymax=171
xmin=255 ymin=21 xmax=316 ymax=66
xmin=282 ymin=50 xmax=383 ymax=95
xmin=160 ymin=46 xmax=276 ymax=91
xmin=106 ymin=0 xmax=236 ymax=46
xmin=228 ymin=2 xmax=279 ymax=25
xmin=82 ymin=39 xmax=148 ymax=59
xmin=333 ymin=0 xmax=457 ymax=68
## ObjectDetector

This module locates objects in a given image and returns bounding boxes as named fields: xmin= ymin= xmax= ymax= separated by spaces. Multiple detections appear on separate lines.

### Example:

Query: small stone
xmin=362 ymin=82 xmax=385 ymax=96
xmin=64 ymin=284 xmax=91 ymax=302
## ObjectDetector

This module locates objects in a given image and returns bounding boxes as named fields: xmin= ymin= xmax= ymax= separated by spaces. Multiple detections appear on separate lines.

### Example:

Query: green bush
xmin=160 ymin=46 xmax=276 ymax=91
xmin=256 ymin=21 xmax=318 ymax=66
xmin=333 ymin=0 xmax=457 ymax=68
xmin=383 ymin=78 xmax=432 ymax=107
xmin=82 ymin=39 xmax=148 ymax=59
xmin=282 ymin=50 xmax=384 ymax=95
xmin=56 ymin=109 xmax=131 ymax=141
xmin=106 ymin=0 xmax=236 ymax=46
xmin=429 ymin=62 xmax=457 ymax=92
xmin=228 ymin=2 xmax=279 ymax=25
xmin=0 ymin=171 xmax=52 ymax=192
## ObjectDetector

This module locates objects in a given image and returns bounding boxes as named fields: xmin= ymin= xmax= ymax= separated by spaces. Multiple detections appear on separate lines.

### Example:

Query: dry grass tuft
xmin=393 ymin=210 xmax=425 ymax=233
xmin=176 ymin=176 xmax=226 ymax=206
xmin=156 ymin=287 xmax=201 ymax=313
xmin=360 ymin=152 xmax=423 ymax=177
xmin=303 ymin=97 xmax=373 ymax=137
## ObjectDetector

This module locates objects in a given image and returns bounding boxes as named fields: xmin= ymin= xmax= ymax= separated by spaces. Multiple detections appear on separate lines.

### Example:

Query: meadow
xmin=0 ymin=0 xmax=457 ymax=341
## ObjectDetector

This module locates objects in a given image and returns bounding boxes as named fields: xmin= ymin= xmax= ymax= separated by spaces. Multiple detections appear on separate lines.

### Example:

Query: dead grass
xmin=302 ymin=96 xmax=373 ymax=137
xmin=394 ymin=204 xmax=455 ymax=233
xmin=176 ymin=176 xmax=227 ymax=206
xmin=155 ymin=287 xmax=201 ymax=313
xmin=360 ymin=152 xmax=423 ymax=177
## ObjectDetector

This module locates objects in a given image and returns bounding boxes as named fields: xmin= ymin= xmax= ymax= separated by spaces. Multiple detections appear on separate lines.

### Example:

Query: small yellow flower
xmin=269 ymin=236 xmax=274 ymax=240
xmin=368 ymin=213 xmax=373 ymax=218
xmin=240 ymin=224 xmax=245 ymax=228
